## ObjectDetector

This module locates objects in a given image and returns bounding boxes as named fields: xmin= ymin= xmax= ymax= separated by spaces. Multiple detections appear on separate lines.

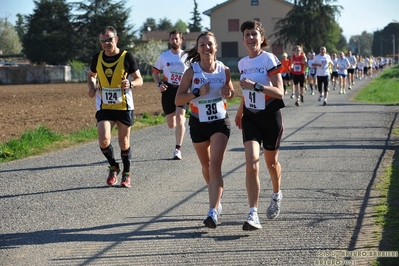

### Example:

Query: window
xmin=228 ymin=19 xmax=239 ymax=31
xmin=251 ymin=0 xmax=259 ymax=5
xmin=221 ymin=42 xmax=238 ymax=57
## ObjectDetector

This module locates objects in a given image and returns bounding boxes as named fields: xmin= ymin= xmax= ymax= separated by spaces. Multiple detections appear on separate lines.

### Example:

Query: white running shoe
xmin=173 ymin=149 xmax=182 ymax=160
xmin=243 ymin=212 xmax=262 ymax=230
xmin=203 ymin=210 xmax=218 ymax=228
xmin=266 ymin=193 xmax=283 ymax=219
xmin=318 ymin=95 xmax=323 ymax=101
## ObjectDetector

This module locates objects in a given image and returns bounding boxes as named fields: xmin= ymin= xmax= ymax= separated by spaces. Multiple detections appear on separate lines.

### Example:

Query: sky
xmin=2 ymin=0 xmax=399 ymax=41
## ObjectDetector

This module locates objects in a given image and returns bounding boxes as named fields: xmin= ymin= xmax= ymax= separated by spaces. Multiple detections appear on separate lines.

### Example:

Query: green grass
xmin=0 ymin=112 xmax=166 ymax=163
xmin=361 ymin=65 xmax=399 ymax=266
xmin=373 ymin=151 xmax=399 ymax=266
xmin=353 ymin=65 xmax=399 ymax=105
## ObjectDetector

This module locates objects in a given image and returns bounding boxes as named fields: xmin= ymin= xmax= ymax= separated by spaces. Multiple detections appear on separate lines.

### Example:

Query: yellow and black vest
xmin=96 ymin=50 xmax=130 ymax=110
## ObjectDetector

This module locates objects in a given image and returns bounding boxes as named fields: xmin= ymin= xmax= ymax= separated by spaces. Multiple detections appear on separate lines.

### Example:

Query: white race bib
xmin=169 ymin=71 xmax=183 ymax=86
xmin=243 ymin=89 xmax=266 ymax=110
xmin=293 ymin=64 xmax=301 ymax=72
xmin=101 ymin=87 xmax=123 ymax=104
xmin=197 ymin=97 xmax=226 ymax=122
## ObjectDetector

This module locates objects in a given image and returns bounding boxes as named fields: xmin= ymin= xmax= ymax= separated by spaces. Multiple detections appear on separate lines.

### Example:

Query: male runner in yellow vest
xmin=87 ymin=26 xmax=143 ymax=188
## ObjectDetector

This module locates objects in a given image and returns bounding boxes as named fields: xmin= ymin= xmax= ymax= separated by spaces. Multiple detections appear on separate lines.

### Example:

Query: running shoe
xmin=300 ymin=94 xmax=304 ymax=103
xmin=348 ymin=86 xmax=351 ymax=90
xmin=339 ymin=89 xmax=343 ymax=94
xmin=243 ymin=212 xmax=262 ymax=230
xmin=311 ymin=90 xmax=314 ymax=95
xmin=295 ymin=101 xmax=300 ymax=107
xmin=318 ymin=95 xmax=323 ymax=101
xmin=290 ymin=94 xmax=295 ymax=99
xmin=343 ymin=89 xmax=346 ymax=94
xmin=203 ymin=210 xmax=218 ymax=228
xmin=173 ymin=149 xmax=182 ymax=160
xmin=323 ymin=101 xmax=327 ymax=106
xmin=266 ymin=193 xmax=282 ymax=219
xmin=106 ymin=165 xmax=120 ymax=186
xmin=120 ymin=172 xmax=131 ymax=188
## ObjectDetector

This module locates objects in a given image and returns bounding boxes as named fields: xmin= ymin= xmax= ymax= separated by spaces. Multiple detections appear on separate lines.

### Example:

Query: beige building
xmin=204 ymin=0 xmax=294 ymax=58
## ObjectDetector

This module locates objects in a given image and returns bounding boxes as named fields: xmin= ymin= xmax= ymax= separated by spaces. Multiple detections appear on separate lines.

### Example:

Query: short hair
xmin=169 ymin=30 xmax=183 ymax=39
xmin=100 ymin=26 xmax=117 ymax=36
xmin=240 ymin=20 xmax=269 ymax=48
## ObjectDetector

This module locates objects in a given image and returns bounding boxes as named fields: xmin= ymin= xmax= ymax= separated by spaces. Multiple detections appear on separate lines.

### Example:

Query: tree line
xmin=1 ymin=0 xmax=398 ymax=68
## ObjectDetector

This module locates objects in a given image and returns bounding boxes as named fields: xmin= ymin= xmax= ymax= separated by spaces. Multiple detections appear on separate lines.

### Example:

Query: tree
xmin=274 ymin=0 xmax=342 ymax=53
xmin=139 ymin=17 xmax=158 ymax=37
xmin=71 ymin=0 xmax=136 ymax=63
xmin=348 ymin=31 xmax=373 ymax=56
xmin=22 ymin=0 xmax=76 ymax=65
xmin=174 ymin=20 xmax=188 ymax=34
xmin=372 ymin=22 xmax=399 ymax=57
xmin=325 ymin=22 xmax=347 ymax=53
xmin=15 ymin=14 xmax=27 ymax=45
xmin=132 ymin=39 xmax=166 ymax=75
xmin=188 ymin=0 xmax=202 ymax=32
xmin=0 ymin=19 xmax=23 ymax=55
xmin=157 ymin=17 xmax=173 ymax=32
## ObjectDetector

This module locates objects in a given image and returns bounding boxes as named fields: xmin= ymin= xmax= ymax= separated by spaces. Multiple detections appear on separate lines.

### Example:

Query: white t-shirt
xmin=337 ymin=57 xmax=350 ymax=75
xmin=153 ymin=50 xmax=188 ymax=86
xmin=347 ymin=55 xmax=357 ymax=69
xmin=238 ymin=51 xmax=282 ymax=113
xmin=313 ymin=53 xmax=333 ymax=76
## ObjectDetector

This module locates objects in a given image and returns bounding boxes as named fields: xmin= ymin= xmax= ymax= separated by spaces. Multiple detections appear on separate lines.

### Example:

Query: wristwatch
xmin=253 ymin=82 xmax=264 ymax=92
xmin=192 ymin=88 xmax=200 ymax=98
xmin=157 ymin=82 xmax=162 ymax=87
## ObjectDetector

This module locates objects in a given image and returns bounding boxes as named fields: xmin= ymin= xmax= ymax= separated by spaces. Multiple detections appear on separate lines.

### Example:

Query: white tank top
xmin=189 ymin=61 xmax=227 ymax=122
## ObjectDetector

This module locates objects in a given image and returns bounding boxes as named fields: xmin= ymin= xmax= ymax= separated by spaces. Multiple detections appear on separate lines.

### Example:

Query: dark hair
xmin=169 ymin=29 xmax=183 ymax=39
xmin=185 ymin=31 xmax=217 ymax=63
xmin=100 ymin=26 xmax=117 ymax=36
xmin=240 ymin=20 xmax=269 ymax=48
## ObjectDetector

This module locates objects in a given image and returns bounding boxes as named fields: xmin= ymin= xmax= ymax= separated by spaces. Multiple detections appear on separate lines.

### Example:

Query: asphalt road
xmin=1 ymin=76 xmax=398 ymax=266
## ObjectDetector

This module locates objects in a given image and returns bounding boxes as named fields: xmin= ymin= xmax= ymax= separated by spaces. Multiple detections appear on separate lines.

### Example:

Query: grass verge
xmin=0 ymin=97 xmax=241 ymax=163
xmin=353 ymin=65 xmax=399 ymax=105
xmin=0 ymin=112 xmax=166 ymax=163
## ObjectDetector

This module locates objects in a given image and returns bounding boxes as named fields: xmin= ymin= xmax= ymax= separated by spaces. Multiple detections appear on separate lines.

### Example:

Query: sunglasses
xmin=100 ymin=37 xmax=115 ymax=43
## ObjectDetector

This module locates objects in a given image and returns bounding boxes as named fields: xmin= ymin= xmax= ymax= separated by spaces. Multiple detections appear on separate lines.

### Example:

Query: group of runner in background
xmin=280 ymin=47 xmax=393 ymax=106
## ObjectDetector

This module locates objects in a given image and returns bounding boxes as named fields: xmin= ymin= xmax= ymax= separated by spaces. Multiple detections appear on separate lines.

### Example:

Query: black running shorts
xmin=96 ymin=109 xmax=134 ymax=126
xmin=162 ymin=83 xmax=189 ymax=115
xmin=242 ymin=110 xmax=283 ymax=151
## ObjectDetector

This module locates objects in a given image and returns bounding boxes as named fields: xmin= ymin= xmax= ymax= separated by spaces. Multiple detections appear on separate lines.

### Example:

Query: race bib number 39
xmin=102 ymin=87 xmax=123 ymax=104
xmin=243 ymin=89 xmax=265 ymax=110
xmin=198 ymin=97 xmax=226 ymax=122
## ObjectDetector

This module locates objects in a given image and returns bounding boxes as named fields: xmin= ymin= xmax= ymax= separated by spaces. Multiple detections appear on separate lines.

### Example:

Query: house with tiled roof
xmin=203 ymin=0 xmax=294 ymax=58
